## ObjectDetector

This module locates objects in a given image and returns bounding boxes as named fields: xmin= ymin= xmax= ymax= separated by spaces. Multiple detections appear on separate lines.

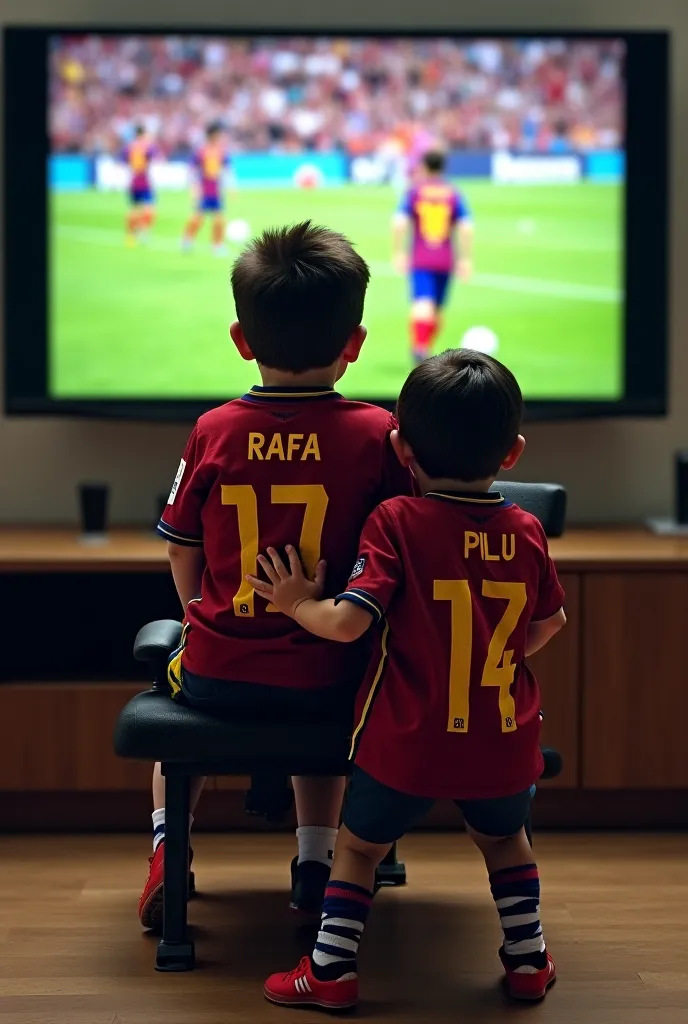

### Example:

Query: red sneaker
xmin=138 ymin=842 xmax=195 ymax=931
xmin=501 ymin=949 xmax=556 ymax=1001
xmin=264 ymin=956 xmax=358 ymax=1011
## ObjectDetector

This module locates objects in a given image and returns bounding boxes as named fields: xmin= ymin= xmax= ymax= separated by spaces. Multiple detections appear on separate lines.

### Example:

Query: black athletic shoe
xmin=289 ymin=856 xmax=330 ymax=916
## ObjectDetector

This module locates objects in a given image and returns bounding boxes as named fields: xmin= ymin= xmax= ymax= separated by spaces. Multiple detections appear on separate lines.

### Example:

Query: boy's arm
xmin=525 ymin=607 xmax=566 ymax=657
xmin=296 ymin=596 xmax=373 ymax=643
xmin=168 ymin=543 xmax=205 ymax=612
xmin=455 ymin=193 xmax=473 ymax=280
xmin=392 ymin=191 xmax=412 ymax=272
xmin=247 ymin=546 xmax=373 ymax=641
xmin=527 ymin=526 xmax=567 ymax=657
xmin=456 ymin=220 xmax=474 ymax=279
xmin=247 ymin=504 xmax=403 ymax=642
xmin=157 ymin=423 xmax=211 ymax=611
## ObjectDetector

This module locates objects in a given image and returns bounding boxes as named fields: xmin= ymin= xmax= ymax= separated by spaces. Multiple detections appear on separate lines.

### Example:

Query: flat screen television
xmin=4 ymin=27 xmax=669 ymax=421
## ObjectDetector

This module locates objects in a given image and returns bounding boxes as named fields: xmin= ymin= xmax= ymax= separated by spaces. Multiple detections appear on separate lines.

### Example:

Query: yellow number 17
xmin=221 ymin=484 xmax=328 ymax=617
xmin=433 ymin=579 xmax=527 ymax=734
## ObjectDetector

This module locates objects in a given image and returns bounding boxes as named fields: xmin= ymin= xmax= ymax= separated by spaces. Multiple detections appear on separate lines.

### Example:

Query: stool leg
xmin=156 ymin=770 xmax=195 ymax=971
xmin=375 ymin=841 xmax=407 ymax=888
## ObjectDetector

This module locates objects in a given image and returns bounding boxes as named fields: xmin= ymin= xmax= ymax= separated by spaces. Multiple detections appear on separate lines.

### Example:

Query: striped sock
xmin=151 ymin=809 xmax=194 ymax=854
xmin=311 ymin=880 xmax=373 ymax=981
xmin=489 ymin=863 xmax=547 ymax=973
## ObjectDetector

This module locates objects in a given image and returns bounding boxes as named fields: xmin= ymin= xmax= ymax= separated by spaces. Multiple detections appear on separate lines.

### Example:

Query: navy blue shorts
xmin=343 ymin=766 xmax=533 ymax=844
xmin=177 ymin=666 xmax=354 ymax=721
xmin=198 ymin=195 xmax=222 ymax=212
xmin=130 ymin=188 xmax=153 ymax=205
xmin=411 ymin=268 xmax=452 ymax=307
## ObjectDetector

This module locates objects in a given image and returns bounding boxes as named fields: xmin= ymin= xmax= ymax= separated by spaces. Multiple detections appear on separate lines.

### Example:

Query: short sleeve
xmin=156 ymin=426 xmax=209 ymax=547
xmin=455 ymin=191 xmax=470 ymax=222
xmin=532 ymin=531 xmax=565 ymax=621
xmin=335 ymin=504 xmax=403 ymax=623
xmin=379 ymin=415 xmax=415 ymax=501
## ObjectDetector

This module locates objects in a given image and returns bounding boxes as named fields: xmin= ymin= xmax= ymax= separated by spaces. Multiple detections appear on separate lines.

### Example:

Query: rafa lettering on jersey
xmin=247 ymin=432 xmax=321 ymax=461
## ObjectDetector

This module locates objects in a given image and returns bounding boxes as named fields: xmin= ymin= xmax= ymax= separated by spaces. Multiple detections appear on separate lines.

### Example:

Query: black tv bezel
xmin=3 ymin=26 xmax=670 ymax=423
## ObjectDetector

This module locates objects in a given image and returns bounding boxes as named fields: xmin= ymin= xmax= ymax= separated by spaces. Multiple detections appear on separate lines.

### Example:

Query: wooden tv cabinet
xmin=1 ymin=527 xmax=687 ymax=831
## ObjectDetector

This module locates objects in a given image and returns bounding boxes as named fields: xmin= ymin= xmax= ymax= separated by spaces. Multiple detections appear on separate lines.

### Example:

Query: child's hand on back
xmin=247 ymin=546 xmax=326 ymax=618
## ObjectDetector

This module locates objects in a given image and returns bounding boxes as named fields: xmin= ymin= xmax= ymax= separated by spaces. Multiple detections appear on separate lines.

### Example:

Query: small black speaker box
xmin=676 ymin=451 xmax=688 ymax=525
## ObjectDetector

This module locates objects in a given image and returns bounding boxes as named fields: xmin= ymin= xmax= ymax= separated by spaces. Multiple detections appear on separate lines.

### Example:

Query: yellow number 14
xmin=433 ymin=579 xmax=527 ymax=734
xmin=221 ymin=484 xmax=328 ymax=617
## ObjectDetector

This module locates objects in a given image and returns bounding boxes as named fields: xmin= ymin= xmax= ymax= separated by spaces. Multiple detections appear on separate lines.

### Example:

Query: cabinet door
xmin=528 ymin=573 xmax=580 ymax=788
xmin=0 ymin=683 xmax=151 ymax=790
xmin=583 ymin=573 xmax=688 ymax=788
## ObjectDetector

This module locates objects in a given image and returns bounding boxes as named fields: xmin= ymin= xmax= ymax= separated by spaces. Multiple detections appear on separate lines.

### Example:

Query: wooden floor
xmin=1 ymin=833 xmax=687 ymax=1023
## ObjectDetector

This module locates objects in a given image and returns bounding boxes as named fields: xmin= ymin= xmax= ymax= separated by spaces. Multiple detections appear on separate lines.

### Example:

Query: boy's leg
xmin=289 ymin=775 xmax=346 ymax=915
xmin=265 ymin=826 xmax=386 ymax=1009
xmin=139 ymin=763 xmax=206 ymax=929
xmin=462 ymin=790 xmax=556 ymax=1001
xmin=265 ymin=768 xmax=431 ymax=1009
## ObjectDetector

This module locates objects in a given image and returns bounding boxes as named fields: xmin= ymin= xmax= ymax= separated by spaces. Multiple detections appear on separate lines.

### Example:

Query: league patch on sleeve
xmin=167 ymin=458 xmax=186 ymax=506
xmin=349 ymin=556 xmax=366 ymax=581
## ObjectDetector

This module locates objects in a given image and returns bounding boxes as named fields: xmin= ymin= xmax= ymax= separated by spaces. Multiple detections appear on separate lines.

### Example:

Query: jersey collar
xmin=243 ymin=384 xmax=339 ymax=402
xmin=425 ymin=489 xmax=506 ymax=506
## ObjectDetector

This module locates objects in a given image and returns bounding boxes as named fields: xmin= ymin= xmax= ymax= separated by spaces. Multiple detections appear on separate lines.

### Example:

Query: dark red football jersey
xmin=337 ymin=491 xmax=565 ymax=799
xmin=157 ymin=384 xmax=412 ymax=689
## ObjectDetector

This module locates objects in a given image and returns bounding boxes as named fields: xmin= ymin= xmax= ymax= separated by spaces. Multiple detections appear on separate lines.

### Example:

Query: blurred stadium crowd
xmin=50 ymin=35 xmax=624 ymax=158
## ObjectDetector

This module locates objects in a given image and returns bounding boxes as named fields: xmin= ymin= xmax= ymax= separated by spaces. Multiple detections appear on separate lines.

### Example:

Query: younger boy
xmin=139 ymin=221 xmax=412 ymax=930
xmin=251 ymin=349 xmax=566 ymax=1009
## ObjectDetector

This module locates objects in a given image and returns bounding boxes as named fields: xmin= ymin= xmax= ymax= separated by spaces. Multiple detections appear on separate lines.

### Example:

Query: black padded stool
xmin=115 ymin=621 xmax=361 ymax=971
xmin=114 ymin=481 xmax=566 ymax=971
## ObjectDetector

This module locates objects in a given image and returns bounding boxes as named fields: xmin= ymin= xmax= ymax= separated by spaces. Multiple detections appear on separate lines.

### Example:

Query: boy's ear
xmin=229 ymin=321 xmax=254 ymax=362
xmin=339 ymin=325 xmax=367 ymax=366
xmin=501 ymin=434 xmax=526 ymax=471
xmin=390 ymin=429 xmax=415 ymax=467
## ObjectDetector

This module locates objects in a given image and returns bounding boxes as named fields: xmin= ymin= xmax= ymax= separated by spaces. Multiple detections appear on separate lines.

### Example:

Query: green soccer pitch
xmin=50 ymin=181 xmax=623 ymax=402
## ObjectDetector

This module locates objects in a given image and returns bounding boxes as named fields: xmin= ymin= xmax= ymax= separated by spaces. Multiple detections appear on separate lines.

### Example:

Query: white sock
xmin=152 ymin=808 xmax=194 ymax=853
xmin=296 ymin=825 xmax=338 ymax=867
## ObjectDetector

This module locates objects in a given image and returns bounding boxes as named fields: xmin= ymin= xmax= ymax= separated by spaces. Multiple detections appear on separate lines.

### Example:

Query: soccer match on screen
xmin=49 ymin=35 xmax=625 ymax=402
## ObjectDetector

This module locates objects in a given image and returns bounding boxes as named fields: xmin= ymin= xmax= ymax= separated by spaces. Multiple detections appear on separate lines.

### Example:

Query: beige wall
xmin=1 ymin=0 xmax=684 ymax=524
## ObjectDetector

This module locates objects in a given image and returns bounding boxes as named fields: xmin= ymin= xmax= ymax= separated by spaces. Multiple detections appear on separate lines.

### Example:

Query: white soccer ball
xmin=225 ymin=219 xmax=251 ymax=243
xmin=460 ymin=325 xmax=500 ymax=356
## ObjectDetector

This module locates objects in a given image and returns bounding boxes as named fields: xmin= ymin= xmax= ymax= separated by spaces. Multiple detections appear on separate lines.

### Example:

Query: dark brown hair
xmin=231 ymin=221 xmax=370 ymax=372
xmin=396 ymin=349 xmax=523 ymax=482
xmin=423 ymin=149 xmax=447 ymax=174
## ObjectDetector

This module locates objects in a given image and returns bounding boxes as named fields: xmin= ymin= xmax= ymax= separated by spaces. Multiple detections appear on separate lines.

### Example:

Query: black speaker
xmin=675 ymin=451 xmax=688 ymax=525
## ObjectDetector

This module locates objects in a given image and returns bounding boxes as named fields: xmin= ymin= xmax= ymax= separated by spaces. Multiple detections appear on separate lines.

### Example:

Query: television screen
xmin=4 ymin=29 xmax=669 ymax=420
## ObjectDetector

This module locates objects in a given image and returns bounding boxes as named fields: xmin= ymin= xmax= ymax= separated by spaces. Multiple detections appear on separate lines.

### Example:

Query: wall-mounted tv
xmin=4 ymin=28 xmax=669 ymax=420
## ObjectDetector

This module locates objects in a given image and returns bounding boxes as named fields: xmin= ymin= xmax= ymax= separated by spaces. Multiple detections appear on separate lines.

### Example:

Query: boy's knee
xmin=468 ymin=825 xmax=523 ymax=852
xmin=339 ymin=824 xmax=391 ymax=865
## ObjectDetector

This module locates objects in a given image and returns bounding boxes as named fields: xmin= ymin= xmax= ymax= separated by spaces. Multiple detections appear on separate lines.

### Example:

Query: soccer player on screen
xmin=257 ymin=350 xmax=566 ymax=1010
xmin=122 ymin=125 xmax=158 ymax=246
xmin=392 ymin=150 xmax=474 ymax=364
xmin=182 ymin=123 xmax=232 ymax=256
